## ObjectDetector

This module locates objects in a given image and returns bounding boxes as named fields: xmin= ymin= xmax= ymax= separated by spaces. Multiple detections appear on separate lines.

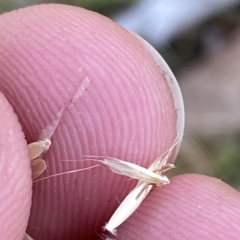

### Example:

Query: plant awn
xmin=103 ymin=134 xmax=182 ymax=235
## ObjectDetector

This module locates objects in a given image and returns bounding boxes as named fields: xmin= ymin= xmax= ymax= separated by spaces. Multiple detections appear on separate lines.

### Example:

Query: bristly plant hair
xmin=103 ymin=134 xmax=183 ymax=235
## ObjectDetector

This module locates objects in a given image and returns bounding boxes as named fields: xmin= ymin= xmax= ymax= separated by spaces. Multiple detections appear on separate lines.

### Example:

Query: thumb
xmin=0 ymin=92 xmax=32 ymax=239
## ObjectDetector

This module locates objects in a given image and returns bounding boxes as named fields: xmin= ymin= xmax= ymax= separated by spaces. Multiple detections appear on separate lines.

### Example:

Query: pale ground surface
xmin=170 ymin=28 xmax=240 ymax=184
xmin=178 ymin=28 xmax=240 ymax=136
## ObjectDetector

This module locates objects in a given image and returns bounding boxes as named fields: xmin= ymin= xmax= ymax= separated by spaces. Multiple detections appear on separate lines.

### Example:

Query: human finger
xmin=0 ymin=4 xmax=183 ymax=239
xmin=116 ymin=174 xmax=240 ymax=240
xmin=0 ymin=92 xmax=32 ymax=239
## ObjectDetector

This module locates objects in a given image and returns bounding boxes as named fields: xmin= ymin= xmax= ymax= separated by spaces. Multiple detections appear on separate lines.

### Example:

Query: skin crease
xmin=0 ymin=4 xmax=240 ymax=240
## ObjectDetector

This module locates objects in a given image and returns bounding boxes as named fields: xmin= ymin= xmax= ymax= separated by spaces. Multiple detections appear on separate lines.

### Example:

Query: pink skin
xmin=0 ymin=93 xmax=32 ymax=239
xmin=0 ymin=4 xmax=240 ymax=240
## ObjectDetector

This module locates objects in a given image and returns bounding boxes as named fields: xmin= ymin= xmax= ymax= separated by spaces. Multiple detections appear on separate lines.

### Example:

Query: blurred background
xmin=1 ymin=0 xmax=240 ymax=190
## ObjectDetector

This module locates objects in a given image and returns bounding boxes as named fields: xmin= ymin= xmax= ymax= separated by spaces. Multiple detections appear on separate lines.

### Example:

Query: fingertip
xmin=118 ymin=174 xmax=240 ymax=239
xmin=0 ymin=92 xmax=32 ymax=239
xmin=0 ymin=4 xmax=183 ymax=239
xmin=0 ymin=3 xmax=179 ymax=155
